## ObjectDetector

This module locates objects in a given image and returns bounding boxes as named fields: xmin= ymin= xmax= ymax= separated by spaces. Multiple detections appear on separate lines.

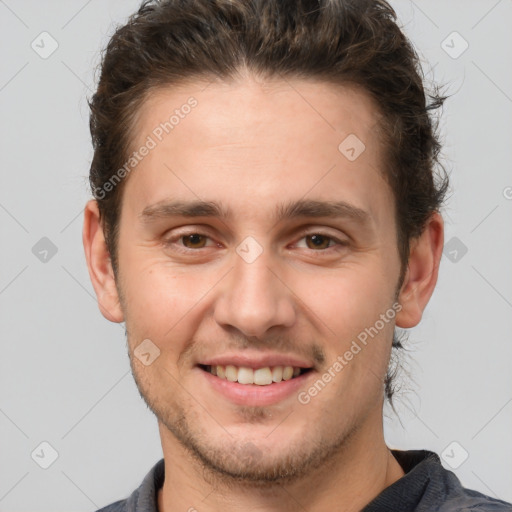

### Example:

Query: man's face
xmin=114 ymin=76 xmax=403 ymax=482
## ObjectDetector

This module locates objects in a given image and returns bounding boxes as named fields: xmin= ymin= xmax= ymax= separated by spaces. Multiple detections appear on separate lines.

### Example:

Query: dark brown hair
xmin=88 ymin=0 xmax=448 ymax=406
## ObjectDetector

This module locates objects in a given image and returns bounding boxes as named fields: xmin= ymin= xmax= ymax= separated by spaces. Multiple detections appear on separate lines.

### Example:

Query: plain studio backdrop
xmin=0 ymin=1 xmax=511 ymax=510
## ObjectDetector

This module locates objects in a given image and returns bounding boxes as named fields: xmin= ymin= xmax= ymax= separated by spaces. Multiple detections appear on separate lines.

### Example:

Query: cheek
xmin=119 ymin=260 xmax=208 ymax=351
xmin=291 ymin=263 xmax=395 ymax=337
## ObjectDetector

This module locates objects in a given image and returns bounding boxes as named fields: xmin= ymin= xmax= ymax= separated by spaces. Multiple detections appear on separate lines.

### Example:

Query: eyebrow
xmin=140 ymin=199 xmax=371 ymax=226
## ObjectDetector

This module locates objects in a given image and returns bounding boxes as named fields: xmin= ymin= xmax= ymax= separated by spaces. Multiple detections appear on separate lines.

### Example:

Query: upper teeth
xmin=208 ymin=365 xmax=302 ymax=385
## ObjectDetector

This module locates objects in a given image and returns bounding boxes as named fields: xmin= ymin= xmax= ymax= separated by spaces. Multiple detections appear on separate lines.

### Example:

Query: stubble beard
xmin=127 ymin=339 xmax=358 ymax=488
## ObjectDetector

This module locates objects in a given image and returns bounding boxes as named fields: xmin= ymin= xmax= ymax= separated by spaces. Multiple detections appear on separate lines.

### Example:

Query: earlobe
xmin=82 ymin=199 xmax=124 ymax=323
xmin=395 ymin=212 xmax=444 ymax=329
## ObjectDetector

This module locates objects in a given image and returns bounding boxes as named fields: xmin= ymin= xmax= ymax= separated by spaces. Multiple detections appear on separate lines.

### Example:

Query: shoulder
xmin=421 ymin=453 xmax=512 ymax=512
xmin=94 ymin=499 xmax=128 ymax=512
xmin=437 ymin=489 xmax=512 ymax=511
xmin=93 ymin=458 xmax=165 ymax=512
xmin=389 ymin=449 xmax=512 ymax=512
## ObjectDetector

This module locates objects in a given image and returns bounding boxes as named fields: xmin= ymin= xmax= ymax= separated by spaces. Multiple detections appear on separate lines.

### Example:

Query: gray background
xmin=1 ymin=0 xmax=511 ymax=510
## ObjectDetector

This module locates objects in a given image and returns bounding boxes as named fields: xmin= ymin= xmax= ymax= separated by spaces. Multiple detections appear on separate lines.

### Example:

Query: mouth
xmin=197 ymin=363 xmax=315 ymax=406
xmin=198 ymin=364 xmax=313 ymax=385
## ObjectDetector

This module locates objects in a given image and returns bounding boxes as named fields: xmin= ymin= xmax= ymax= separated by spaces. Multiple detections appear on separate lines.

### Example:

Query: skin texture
xmin=83 ymin=72 xmax=444 ymax=512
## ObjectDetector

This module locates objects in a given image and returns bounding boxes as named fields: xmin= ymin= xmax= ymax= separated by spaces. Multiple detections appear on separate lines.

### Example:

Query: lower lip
xmin=199 ymin=367 xmax=313 ymax=406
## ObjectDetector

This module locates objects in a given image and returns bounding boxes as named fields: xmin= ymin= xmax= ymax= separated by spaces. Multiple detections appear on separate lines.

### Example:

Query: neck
xmin=157 ymin=410 xmax=405 ymax=512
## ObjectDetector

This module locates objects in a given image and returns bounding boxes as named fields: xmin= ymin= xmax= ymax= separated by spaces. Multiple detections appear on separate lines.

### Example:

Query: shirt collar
xmin=123 ymin=449 xmax=450 ymax=512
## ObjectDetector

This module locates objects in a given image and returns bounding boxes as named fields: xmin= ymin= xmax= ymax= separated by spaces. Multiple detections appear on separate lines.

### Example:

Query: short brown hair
xmin=88 ymin=0 xmax=448 ymax=405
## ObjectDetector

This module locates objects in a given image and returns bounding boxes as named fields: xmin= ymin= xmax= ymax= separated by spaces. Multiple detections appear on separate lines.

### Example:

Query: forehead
xmin=136 ymin=75 xmax=383 ymax=152
xmin=123 ymin=75 xmax=392 ymax=227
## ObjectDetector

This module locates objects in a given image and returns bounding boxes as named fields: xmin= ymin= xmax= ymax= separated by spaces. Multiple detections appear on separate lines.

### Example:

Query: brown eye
xmin=305 ymin=234 xmax=332 ymax=250
xmin=182 ymin=233 xmax=207 ymax=249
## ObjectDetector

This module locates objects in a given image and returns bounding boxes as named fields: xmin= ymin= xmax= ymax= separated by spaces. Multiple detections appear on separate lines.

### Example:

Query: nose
xmin=213 ymin=245 xmax=296 ymax=339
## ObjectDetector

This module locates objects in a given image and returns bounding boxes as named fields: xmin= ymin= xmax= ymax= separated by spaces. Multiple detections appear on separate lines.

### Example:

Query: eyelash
xmin=162 ymin=230 xmax=348 ymax=255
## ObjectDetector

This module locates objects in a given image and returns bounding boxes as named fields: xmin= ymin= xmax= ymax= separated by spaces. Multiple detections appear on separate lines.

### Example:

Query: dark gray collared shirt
xmin=95 ymin=449 xmax=512 ymax=511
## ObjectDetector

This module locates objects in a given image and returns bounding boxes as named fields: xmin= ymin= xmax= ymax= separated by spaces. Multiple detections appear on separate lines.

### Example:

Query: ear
xmin=82 ymin=199 xmax=124 ymax=323
xmin=395 ymin=212 xmax=444 ymax=328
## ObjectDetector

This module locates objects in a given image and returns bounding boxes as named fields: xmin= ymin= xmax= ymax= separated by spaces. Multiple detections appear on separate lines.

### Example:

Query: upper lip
xmin=198 ymin=352 xmax=314 ymax=369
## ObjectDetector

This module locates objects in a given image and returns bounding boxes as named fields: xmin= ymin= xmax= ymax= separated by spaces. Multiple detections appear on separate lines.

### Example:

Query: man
xmin=83 ymin=0 xmax=511 ymax=510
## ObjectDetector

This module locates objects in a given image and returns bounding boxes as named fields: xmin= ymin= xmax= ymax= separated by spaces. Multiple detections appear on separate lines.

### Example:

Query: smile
xmin=199 ymin=364 xmax=311 ymax=385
